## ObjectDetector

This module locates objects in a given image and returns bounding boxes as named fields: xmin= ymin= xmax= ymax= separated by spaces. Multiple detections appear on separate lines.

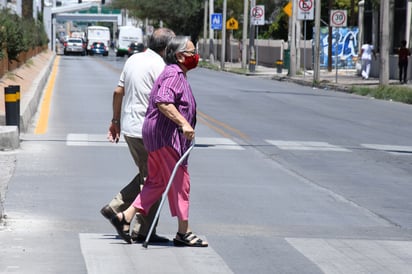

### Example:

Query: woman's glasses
xmin=183 ymin=50 xmax=197 ymax=55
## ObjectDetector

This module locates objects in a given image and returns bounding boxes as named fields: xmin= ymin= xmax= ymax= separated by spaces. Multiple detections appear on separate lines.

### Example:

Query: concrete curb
xmin=20 ymin=53 xmax=56 ymax=132
xmin=0 ymin=126 xmax=19 ymax=150
xmin=0 ymin=53 xmax=55 ymax=150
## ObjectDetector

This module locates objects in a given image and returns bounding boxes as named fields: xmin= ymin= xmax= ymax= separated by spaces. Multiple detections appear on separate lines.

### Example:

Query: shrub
xmin=0 ymin=8 xmax=48 ymax=62
xmin=351 ymin=85 xmax=412 ymax=105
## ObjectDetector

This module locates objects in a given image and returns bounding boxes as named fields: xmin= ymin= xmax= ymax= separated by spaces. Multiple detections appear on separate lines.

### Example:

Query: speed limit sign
xmin=330 ymin=10 xmax=347 ymax=27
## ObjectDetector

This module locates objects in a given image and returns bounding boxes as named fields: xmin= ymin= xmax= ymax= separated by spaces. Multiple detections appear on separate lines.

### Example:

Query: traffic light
xmin=101 ymin=0 xmax=105 ymax=4
xmin=78 ymin=0 xmax=82 ymax=3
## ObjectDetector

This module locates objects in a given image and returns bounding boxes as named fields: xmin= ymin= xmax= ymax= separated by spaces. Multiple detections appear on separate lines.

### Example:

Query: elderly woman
xmin=111 ymin=36 xmax=207 ymax=247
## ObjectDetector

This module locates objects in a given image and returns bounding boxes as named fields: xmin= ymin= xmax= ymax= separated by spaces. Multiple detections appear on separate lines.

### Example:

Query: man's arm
xmin=108 ymin=86 xmax=124 ymax=143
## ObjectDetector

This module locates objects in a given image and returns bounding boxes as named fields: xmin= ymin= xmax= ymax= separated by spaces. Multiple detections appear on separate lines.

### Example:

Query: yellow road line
xmin=197 ymin=111 xmax=249 ymax=140
xmin=34 ymin=56 xmax=60 ymax=134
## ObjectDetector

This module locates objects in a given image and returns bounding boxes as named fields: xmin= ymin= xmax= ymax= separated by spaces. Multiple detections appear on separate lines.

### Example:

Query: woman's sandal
xmin=110 ymin=212 xmax=132 ymax=244
xmin=173 ymin=232 xmax=208 ymax=247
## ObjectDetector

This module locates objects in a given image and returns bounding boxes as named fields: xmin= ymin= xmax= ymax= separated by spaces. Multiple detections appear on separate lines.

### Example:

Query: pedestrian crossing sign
xmin=226 ymin=17 xmax=239 ymax=30
xmin=211 ymin=13 xmax=223 ymax=30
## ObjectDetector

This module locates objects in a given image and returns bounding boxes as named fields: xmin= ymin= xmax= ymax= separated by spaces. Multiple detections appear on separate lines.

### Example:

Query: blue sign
xmin=211 ymin=13 xmax=222 ymax=30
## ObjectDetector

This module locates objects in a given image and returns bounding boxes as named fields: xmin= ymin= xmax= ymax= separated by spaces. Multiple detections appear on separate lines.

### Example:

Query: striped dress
xmin=142 ymin=64 xmax=196 ymax=165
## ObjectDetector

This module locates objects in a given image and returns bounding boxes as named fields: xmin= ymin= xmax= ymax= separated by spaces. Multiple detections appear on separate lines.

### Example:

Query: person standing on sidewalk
xmin=398 ymin=40 xmax=411 ymax=84
xmin=360 ymin=41 xmax=376 ymax=80
xmin=102 ymin=28 xmax=175 ymax=243
xmin=111 ymin=36 xmax=208 ymax=247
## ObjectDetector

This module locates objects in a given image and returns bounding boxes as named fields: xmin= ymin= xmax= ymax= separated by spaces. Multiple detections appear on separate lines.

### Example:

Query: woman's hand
xmin=181 ymin=124 xmax=195 ymax=140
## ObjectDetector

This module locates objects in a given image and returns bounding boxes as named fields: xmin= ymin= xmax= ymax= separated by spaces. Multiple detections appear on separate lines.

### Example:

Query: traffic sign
xmin=297 ymin=0 xmax=314 ymax=20
xmin=251 ymin=5 xmax=265 ymax=25
xmin=211 ymin=13 xmax=222 ymax=30
xmin=283 ymin=1 xmax=292 ymax=17
xmin=330 ymin=10 xmax=347 ymax=27
xmin=226 ymin=17 xmax=238 ymax=30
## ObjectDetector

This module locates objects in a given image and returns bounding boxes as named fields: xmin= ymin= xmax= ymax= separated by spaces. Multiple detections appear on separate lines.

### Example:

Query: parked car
xmin=89 ymin=42 xmax=109 ymax=56
xmin=63 ymin=38 xmax=86 ymax=56
xmin=127 ymin=42 xmax=145 ymax=57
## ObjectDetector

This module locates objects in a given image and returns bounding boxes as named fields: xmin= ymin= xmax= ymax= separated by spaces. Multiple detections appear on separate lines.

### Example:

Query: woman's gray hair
xmin=164 ymin=36 xmax=190 ymax=65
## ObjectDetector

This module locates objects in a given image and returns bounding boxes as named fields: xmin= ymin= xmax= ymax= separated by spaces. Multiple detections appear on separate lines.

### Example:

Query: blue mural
xmin=315 ymin=27 xmax=359 ymax=68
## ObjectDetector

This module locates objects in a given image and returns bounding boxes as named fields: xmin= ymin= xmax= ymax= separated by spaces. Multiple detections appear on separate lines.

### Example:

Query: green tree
xmin=110 ymin=0 xmax=204 ymax=43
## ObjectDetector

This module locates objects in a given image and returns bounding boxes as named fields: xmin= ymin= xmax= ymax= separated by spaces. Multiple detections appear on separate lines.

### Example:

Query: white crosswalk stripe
xmin=266 ymin=140 xmax=351 ymax=152
xmin=286 ymin=238 xmax=412 ymax=274
xmin=66 ymin=134 xmax=244 ymax=150
xmin=65 ymin=134 xmax=411 ymax=155
xmin=361 ymin=144 xmax=412 ymax=155
xmin=66 ymin=133 xmax=128 ymax=147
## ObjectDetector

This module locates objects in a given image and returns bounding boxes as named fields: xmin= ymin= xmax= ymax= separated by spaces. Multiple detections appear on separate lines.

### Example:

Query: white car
xmin=63 ymin=38 xmax=86 ymax=56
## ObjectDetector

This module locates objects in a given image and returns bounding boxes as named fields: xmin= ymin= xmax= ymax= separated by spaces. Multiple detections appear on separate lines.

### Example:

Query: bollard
xmin=9 ymin=85 xmax=20 ymax=126
xmin=4 ymin=85 xmax=20 ymax=130
xmin=249 ymin=59 xmax=256 ymax=73
xmin=276 ymin=60 xmax=283 ymax=73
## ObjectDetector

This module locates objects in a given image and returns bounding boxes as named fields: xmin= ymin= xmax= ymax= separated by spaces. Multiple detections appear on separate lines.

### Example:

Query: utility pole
xmin=379 ymin=0 xmax=389 ymax=85
xmin=313 ymin=0 xmax=321 ymax=83
xmin=220 ymin=0 xmax=227 ymax=69
xmin=241 ymin=0 xmax=248 ymax=69
xmin=327 ymin=0 xmax=333 ymax=72
xmin=289 ymin=0 xmax=297 ymax=76
xmin=203 ymin=0 xmax=208 ymax=59
xmin=209 ymin=0 xmax=215 ymax=63
xmin=249 ymin=0 xmax=256 ymax=72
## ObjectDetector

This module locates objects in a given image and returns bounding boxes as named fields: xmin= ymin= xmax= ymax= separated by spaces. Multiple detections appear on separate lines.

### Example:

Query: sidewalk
xmin=223 ymin=62 xmax=403 ymax=92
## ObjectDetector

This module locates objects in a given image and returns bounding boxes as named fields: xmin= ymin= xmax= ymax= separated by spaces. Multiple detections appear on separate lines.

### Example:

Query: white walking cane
xmin=142 ymin=139 xmax=195 ymax=248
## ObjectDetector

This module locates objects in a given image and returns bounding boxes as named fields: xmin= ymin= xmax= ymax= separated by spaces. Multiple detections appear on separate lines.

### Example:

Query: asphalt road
xmin=1 ymin=51 xmax=412 ymax=273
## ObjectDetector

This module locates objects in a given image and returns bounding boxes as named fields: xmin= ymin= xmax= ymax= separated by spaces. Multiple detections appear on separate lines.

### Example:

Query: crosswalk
xmin=65 ymin=134 xmax=412 ymax=156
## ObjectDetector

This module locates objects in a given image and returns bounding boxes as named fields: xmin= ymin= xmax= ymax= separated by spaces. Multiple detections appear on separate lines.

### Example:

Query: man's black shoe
xmin=100 ymin=205 xmax=116 ymax=220
xmin=132 ymin=233 xmax=169 ymax=243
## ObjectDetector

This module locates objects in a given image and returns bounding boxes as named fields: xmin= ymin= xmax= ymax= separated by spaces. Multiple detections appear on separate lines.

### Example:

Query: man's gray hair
xmin=148 ymin=28 xmax=175 ymax=53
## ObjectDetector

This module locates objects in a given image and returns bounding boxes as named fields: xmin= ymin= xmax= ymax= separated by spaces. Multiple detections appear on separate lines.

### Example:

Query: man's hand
xmin=107 ymin=123 xmax=120 ymax=143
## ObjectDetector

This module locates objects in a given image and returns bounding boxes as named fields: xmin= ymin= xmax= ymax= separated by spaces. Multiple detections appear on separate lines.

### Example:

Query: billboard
xmin=315 ymin=27 xmax=359 ymax=68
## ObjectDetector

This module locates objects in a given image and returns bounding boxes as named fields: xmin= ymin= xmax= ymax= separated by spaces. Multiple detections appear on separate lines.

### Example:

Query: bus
xmin=86 ymin=26 xmax=110 ymax=54
xmin=116 ymin=26 xmax=143 ymax=57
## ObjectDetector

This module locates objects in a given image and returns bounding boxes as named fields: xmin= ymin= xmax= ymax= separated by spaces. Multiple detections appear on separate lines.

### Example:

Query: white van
xmin=86 ymin=26 xmax=110 ymax=54
xmin=116 ymin=26 xmax=143 ymax=57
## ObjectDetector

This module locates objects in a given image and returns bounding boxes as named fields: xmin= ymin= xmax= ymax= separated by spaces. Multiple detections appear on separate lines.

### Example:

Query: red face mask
xmin=182 ymin=54 xmax=199 ymax=70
